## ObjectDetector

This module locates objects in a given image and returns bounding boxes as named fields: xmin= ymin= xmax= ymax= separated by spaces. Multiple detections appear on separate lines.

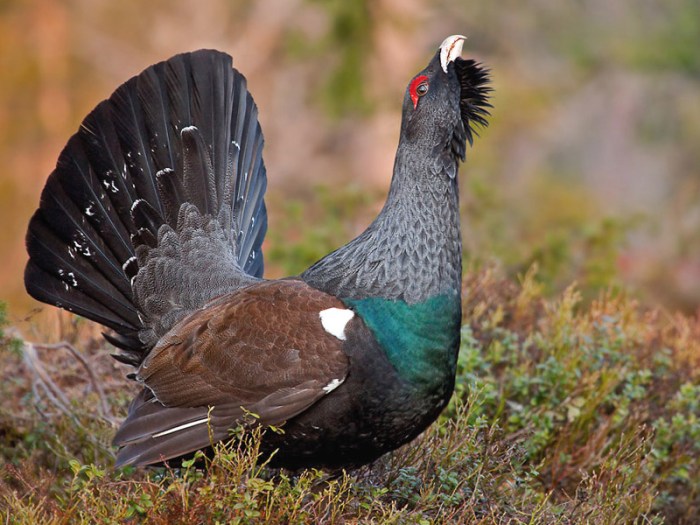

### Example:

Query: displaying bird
xmin=24 ymin=35 xmax=491 ymax=469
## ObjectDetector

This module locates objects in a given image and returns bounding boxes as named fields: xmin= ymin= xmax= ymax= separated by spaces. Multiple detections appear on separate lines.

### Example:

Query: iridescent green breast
xmin=344 ymin=293 xmax=461 ymax=390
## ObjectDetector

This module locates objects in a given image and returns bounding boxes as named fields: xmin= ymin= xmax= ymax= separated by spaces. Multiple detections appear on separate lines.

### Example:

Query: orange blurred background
xmin=3 ymin=0 xmax=700 ymax=321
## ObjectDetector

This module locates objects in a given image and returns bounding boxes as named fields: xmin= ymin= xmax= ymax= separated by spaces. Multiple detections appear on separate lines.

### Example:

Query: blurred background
xmin=2 ymin=0 xmax=700 ymax=322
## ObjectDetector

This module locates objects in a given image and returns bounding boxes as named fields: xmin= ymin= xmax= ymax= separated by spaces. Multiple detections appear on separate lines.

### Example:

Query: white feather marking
xmin=131 ymin=199 xmax=146 ymax=212
xmin=439 ymin=35 xmax=467 ymax=73
xmin=151 ymin=417 xmax=210 ymax=438
xmin=319 ymin=308 xmax=354 ymax=341
xmin=182 ymin=125 xmax=198 ymax=134
xmin=322 ymin=378 xmax=344 ymax=394
xmin=122 ymin=256 xmax=137 ymax=271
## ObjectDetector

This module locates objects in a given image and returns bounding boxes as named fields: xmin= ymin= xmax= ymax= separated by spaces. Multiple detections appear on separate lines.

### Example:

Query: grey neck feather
xmin=301 ymin=141 xmax=462 ymax=305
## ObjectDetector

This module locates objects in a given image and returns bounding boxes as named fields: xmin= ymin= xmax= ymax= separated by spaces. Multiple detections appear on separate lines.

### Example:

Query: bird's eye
xmin=409 ymin=75 xmax=430 ymax=108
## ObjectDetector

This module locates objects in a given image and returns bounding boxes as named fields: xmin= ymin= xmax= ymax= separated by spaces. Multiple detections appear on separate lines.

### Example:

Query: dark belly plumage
xmin=260 ymin=319 xmax=456 ymax=470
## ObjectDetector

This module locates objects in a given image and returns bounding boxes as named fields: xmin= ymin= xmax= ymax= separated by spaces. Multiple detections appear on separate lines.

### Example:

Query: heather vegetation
xmin=3 ymin=187 xmax=700 ymax=522
xmin=2 ymin=1 xmax=700 ymax=523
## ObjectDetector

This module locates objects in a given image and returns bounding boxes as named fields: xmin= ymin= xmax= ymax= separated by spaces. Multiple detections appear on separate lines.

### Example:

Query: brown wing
xmin=113 ymin=279 xmax=350 ymax=466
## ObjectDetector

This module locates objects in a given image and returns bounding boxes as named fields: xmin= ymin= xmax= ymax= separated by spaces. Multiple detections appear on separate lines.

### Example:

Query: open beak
xmin=439 ymin=35 xmax=466 ymax=73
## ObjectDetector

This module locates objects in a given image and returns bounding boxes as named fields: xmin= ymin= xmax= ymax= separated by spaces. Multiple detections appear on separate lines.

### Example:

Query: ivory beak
xmin=439 ymin=35 xmax=466 ymax=73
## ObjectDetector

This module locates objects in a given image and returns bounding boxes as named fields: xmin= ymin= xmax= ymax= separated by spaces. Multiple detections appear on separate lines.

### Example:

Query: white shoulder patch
xmin=319 ymin=307 xmax=355 ymax=341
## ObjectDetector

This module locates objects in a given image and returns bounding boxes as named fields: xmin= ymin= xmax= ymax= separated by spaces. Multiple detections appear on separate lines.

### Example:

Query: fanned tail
xmin=25 ymin=50 xmax=268 ymax=365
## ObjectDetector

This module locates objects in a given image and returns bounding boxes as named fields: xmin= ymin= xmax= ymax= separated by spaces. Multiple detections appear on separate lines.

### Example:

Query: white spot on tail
xmin=232 ymin=140 xmax=240 ymax=150
xmin=323 ymin=378 xmax=344 ymax=394
xmin=85 ymin=204 xmax=95 ymax=216
xmin=122 ymin=256 xmax=137 ymax=272
xmin=131 ymin=199 xmax=146 ymax=212
xmin=73 ymin=240 xmax=92 ymax=257
xmin=102 ymin=179 xmax=118 ymax=193
xmin=66 ymin=272 xmax=78 ymax=288
xmin=319 ymin=308 xmax=354 ymax=341
xmin=151 ymin=417 xmax=210 ymax=438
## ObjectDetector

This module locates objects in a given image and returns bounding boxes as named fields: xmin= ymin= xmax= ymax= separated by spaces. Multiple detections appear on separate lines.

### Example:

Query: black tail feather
xmin=25 ymin=260 xmax=137 ymax=333
xmin=109 ymin=82 xmax=165 ymax=219
xmin=130 ymin=199 xmax=164 ymax=241
xmin=32 ymin=180 xmax=131 ymax=297
xmin=155 ymin=168 xmax=186 ymax=227
xmin=25 ymin=49 xmax=268 ymax=363
xmin=181 ymin=126 xmax=216 ymax=215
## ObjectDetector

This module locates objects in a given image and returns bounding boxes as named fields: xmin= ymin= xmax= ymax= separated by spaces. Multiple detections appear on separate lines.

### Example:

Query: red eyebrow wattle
xmin=409 ymin=75 xmax=429 ymax=109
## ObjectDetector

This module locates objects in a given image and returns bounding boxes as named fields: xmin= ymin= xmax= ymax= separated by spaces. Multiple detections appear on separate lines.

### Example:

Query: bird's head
xmin=400 ymin=35 xmax=491 ymax=164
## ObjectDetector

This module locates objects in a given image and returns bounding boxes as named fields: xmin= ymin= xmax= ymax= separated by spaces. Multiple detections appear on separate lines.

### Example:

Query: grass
xmin=2 ymin=264 xmax=699 ymax=523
